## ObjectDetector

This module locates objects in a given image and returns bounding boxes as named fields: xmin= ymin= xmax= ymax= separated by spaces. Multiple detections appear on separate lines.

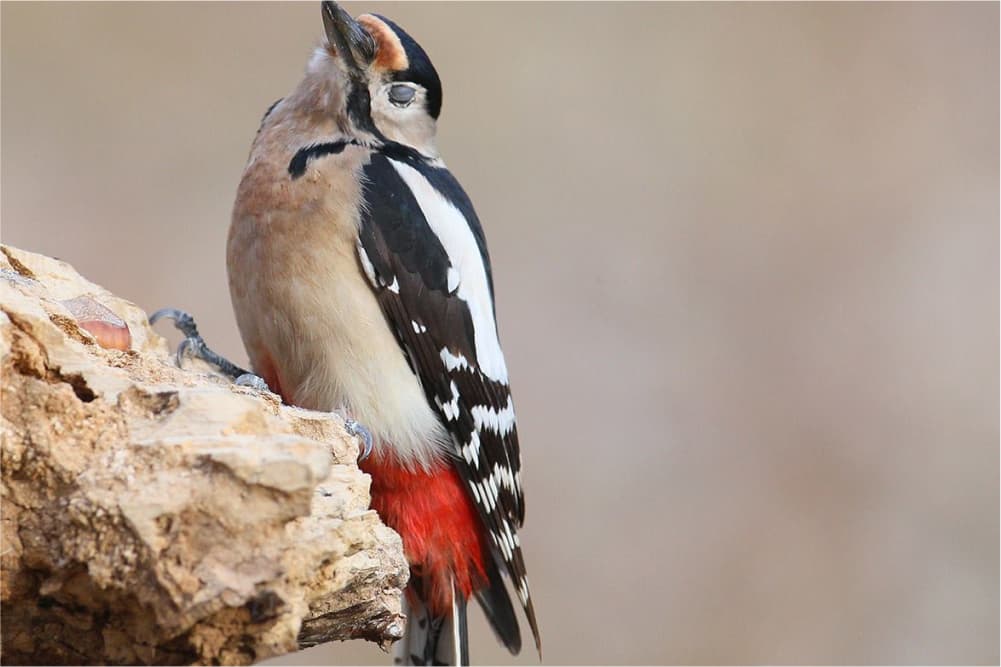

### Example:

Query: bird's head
xmin=306 ymin=1 xmax=442 ymax=156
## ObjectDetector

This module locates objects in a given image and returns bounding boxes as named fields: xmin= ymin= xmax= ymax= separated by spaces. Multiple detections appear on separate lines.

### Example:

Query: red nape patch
xmin=362 ymin=454 xmax=488 ymax=616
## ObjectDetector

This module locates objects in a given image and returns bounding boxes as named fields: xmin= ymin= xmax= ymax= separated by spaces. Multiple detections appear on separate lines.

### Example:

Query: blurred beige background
xmin=2 ymin=2 xmax=997 ymax=665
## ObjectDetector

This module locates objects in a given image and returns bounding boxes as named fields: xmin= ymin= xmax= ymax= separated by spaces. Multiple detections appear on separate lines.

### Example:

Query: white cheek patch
xmin=388 ymin=159 xmax=509 ymax=383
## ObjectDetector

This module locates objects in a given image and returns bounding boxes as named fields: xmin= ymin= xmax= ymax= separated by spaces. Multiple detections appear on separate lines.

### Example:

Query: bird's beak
xmin=322 ymin=1 xmax=375 ymax=75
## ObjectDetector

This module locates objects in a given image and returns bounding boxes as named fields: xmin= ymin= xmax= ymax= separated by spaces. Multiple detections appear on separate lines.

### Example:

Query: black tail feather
xmin=473 ymin=560 xmax=522 ymax=655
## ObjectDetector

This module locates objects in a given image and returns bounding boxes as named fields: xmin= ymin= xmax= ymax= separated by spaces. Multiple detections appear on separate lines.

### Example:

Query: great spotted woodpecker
xmin=225 ymin=3 xmax=539 ymax=664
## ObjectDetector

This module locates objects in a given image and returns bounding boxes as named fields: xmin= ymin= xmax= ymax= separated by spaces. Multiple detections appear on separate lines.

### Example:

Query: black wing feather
xmin=355 ymin=150 xmax=539 ymax=653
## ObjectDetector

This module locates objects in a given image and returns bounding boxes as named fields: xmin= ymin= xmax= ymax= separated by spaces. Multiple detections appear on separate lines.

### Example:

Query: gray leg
xmin=149 ymin=308 xmax=260 ymax=383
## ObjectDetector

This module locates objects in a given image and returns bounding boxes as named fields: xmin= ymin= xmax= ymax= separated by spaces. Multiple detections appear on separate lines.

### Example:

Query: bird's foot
xmin=149 ymin=308 xmax=268 ymax=389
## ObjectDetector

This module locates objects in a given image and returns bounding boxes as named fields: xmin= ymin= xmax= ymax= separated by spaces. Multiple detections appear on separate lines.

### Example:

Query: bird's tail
xmin=394 ymin=576 xmax=468 ymax=666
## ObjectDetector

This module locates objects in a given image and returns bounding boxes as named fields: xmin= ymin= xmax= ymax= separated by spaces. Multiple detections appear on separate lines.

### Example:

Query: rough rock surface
xmin=0 ymin=245 xmax=408 ymax=665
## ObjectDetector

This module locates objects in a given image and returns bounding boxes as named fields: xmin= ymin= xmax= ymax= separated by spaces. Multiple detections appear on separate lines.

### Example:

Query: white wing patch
xmin=440 ymin=347 xmax=471 ymax=372
xmin=388 ymin=159 xmax=509 ymax=384
xmin=434 ymin=380 xmax=461 ymax=422
xmin=470 ymin=397 xmax=516 ymax=436
xmin=447 ymin=267 xmax=461 ymax=293
xmin=357 ymin=240 xmax=379 ymax=288
xmin=461 ymin=431 xmax=481 ymax=467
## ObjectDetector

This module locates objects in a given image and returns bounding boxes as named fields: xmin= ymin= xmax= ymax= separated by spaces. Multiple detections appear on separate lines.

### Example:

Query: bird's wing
xmin=355 ymin=148 xmax=540 ymax=650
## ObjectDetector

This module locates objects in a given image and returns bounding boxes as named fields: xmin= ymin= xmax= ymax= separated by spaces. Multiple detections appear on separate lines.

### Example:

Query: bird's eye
xmin=388 ymin=84 xmax=416 ymax=108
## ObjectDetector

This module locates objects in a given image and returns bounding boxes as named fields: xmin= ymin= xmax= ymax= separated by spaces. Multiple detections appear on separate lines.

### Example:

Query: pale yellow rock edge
xmin=0 ymin=244 xmax=408 ymax=665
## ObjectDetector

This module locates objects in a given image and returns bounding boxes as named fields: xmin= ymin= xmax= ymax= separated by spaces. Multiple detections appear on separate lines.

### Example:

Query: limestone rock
xmin=0 ymin=245 xmax=408 ymax=665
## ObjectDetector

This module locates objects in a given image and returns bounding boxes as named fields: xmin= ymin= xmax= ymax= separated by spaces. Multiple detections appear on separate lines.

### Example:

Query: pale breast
xmin=228 ymin=139 xmax=451 ymax=468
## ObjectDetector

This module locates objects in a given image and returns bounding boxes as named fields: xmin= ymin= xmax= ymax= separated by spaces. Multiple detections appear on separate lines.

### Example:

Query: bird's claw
xmin=149 ymin=307 xmax=256 ymax=382
xmin=235 ymin=373 xmax=270 ymax=392
xmin=174 ymin=334 xmax=202 ymax=369
xmin=344 ymin=418 xmax=374 ymax=462
xmin=149 ymin=307 xmax=197 ymax=337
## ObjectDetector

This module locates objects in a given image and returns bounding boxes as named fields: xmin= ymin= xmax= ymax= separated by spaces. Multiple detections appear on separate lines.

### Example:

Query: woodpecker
xmin=225 ymin=3 xmax=540 ymax=664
